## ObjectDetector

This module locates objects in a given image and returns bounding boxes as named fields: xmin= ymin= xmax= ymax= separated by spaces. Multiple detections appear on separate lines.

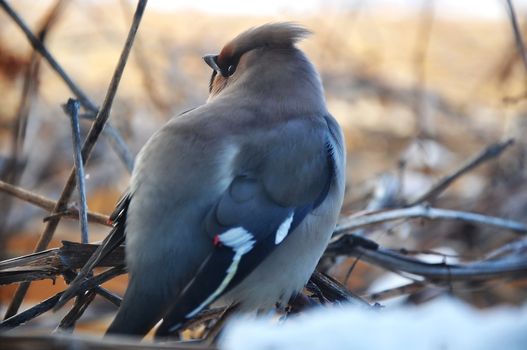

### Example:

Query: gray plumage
xmin=106 ymin=22 xmax=346 ymax=337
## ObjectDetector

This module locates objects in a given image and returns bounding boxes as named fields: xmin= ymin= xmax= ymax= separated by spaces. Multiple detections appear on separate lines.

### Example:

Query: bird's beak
xmin=203 ymin=54 xmax=221 ymax=72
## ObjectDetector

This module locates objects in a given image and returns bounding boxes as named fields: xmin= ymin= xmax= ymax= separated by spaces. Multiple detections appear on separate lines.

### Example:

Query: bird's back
xmin=106 ymin=22 xmax=346 ymax=338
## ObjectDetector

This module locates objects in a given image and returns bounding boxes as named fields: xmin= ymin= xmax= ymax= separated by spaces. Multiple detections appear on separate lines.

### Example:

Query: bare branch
xmin=505 ymin=0 xmax=527 ymax=74
xmin=0 ymin=0 xmax=134 ymax=172
xmin=408 ymin=138 xmax=515 ymax=206
xmin=0 ymin=292 xmax=63 ymax=330
xmin=484 ymin=238 xmax=527 ymax=260
xmin=366 ymin=281 xmax=427 ymax=302
xmin=0 ymin=0 xmax=94 ymax=111
xmin=0 ymin=0 xmax=67 ymax=247
xmin=4 ymin=0 xmax=148 ymax=319
xmin=335 ymin=204 xmax=527 ymax=236
xmin=412 ymin=0 xmax=435 ymax=138
xmin=64 ymin=99 xmax=89 ymax=243
xmin=0 ymin=241 xmax=125 ymax=285
xmin=0 ymin=179 xmax=110 ymax=226
xmin=0 ymin=266 xmax=124 ymax=330
xmin=326 ymin=235 xmax=527 ymax=282
xmin=56 ymin=290 xmax=96 ymax=332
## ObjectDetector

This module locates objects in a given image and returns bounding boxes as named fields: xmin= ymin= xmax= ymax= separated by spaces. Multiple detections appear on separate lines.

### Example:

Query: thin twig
xmin=0 ymin=292 xmax=63 ymax=330
xmin=101 ymin=124 xmax=135 ymax=171
xmin=0 ymin=0 xmax=66 ymax=245
xmin=56 ymin=290 xmax=96 ymax=332
xmin=334 ymin=204 xmax=527 ymax=236
xmin=366 ymin=281 xmax=427 ymax=302
xmin=326 ymin=235 xmax=527 ymax=281
xmin=412 ymin=0 xmax=435 ymax=138
xmin=0 ymin=267 xmax=123 ymax=330
xmin=407 ymin=138 xmax=515 ymax=206
xmin=484 ymin=238 xmax=527 ymax=260
xmin=0 ymin=179 xmax=110 ymax=226
xmin=0 ymin=0 xmax=134 ymax=172
xmin=119 ymin=0 xmax=170 ymax=113
xmin=61 ymin=269 xmax=122 ymax=308
xmin=0 ymin=0 xmax=95 ymax=111
xmin=3 ymin=0 xmax=147 ymax=319
xmin=0 ymin=241 xmax=125 ymax=285
xmin=64 ymin=99 xmax=89 ymax=243
xmin=505 ymin=0 xmax=527 ymax=74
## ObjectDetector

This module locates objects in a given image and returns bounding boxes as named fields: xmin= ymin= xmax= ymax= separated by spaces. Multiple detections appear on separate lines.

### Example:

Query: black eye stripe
xmin=208 ymin=70 xmax=217 ymax=93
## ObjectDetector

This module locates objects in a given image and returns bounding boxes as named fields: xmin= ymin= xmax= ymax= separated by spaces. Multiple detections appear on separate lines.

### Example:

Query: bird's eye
xmin=219 ymin=64 xmax=236 ymax=78
xmin=226 ymin=65 xmax=236 ymax=76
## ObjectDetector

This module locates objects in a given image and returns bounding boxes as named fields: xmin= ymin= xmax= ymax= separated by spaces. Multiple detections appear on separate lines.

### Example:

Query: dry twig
xmin=334 ymin=204 xmax=527 ymax=236
xmin=366 ymin=281 xmax=428 ymax=303
xmin=0 ymin=241 xmax=125 ymax=285
xmin=64 ymin=99 xmax=89 ymax=244
xmin=0 ymin=179 xmax=110 ymax=226
xmin=326 ymin=235 xmax=527 ymax=282
xmin=0 ymin=0 xmax=67 ymax=244
xmin=412 ymin=0 xmax=435 ymax=137
xmin=407 ymin=138 xmax=515 ymax=206
xmin=3 ymin=0 xmax=147 ymax=319
xmin=56 ymin=290 xmax=96 ymax=332
xmin=0 ymin=0 xmax=134 ymax=171
xmin=0 ymin=264 xmax=124 ymax=330
xmin=505 ymin=0 xmax=527 ymax=74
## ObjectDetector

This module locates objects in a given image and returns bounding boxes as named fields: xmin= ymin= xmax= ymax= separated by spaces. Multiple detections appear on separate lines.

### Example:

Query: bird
xmin=80 ymin=22 xmax=345 ymax=338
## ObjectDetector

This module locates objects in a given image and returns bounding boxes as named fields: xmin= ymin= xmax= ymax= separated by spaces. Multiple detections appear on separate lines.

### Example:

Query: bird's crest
xmin=216 ymin=23 xmax=311 ymax=74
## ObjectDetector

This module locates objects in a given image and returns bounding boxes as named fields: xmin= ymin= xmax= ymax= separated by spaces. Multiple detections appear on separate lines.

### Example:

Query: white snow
xmin=220 ymin=298 xmax=527 ymax=350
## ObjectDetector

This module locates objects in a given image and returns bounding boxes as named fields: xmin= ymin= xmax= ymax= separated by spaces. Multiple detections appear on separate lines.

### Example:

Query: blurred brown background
xmin=1 ymin=0 xmax=526 ymax=334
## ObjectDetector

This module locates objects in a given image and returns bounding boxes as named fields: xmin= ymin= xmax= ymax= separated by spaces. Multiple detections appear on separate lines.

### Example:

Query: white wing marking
xmin=274 ymin=213 xmax=294 ymax=245
xmin=177 ymin=227 xmax=255 ymax=325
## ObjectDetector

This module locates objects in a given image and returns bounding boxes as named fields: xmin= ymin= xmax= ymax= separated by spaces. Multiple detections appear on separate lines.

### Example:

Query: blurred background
xmin=1 ymin=0 xmax=527 ymax=334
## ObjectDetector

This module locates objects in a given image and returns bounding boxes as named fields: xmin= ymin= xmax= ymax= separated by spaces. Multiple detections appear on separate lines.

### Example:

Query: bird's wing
xmin=156 ymin=117 xmax=338 ymax=336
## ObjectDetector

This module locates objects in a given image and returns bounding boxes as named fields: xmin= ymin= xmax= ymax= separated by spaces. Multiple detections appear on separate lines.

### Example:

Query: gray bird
xmin=100 ymin=22 xmax=345 ymax=337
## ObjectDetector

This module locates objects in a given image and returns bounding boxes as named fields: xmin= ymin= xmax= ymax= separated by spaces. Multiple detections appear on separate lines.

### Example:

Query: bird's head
xmin=203 ymin=22 xmax=324 ymax=111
